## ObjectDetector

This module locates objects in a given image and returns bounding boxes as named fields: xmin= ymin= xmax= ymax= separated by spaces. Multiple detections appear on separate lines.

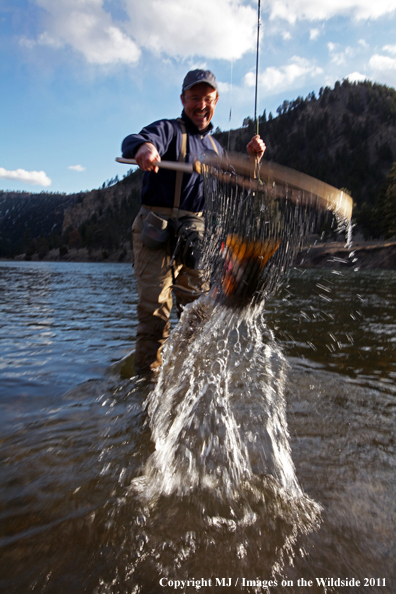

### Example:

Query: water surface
xmin=0 ymin=261 xmax=394 ymax=593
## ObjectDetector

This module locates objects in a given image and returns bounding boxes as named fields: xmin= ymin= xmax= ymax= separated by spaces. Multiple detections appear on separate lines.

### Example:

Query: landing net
xmin=201 ymin=153 xmax=353 ymax=307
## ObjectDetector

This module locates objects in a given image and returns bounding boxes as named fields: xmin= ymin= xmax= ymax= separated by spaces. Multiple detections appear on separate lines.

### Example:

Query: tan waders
xmin=131 ymin=119 xmax=216 ymax=374
xmin=132 ymin=208 xmax=207 ymax=373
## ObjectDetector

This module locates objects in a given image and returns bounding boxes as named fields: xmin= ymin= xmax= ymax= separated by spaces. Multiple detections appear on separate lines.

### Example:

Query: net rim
xmin=202 ymin=152 xmax=353 ymax=222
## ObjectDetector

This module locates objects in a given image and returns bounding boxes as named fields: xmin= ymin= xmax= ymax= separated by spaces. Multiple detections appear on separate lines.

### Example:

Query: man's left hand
xmin=247 ymin=135 xmax=266 ymax=162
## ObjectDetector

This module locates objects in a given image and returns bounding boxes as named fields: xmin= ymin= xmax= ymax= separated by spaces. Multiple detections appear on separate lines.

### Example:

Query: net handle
xmin=116 ymin=155 xmax=353 ymax=221
xmin=115 ymin=156 xmax=195 ymax=173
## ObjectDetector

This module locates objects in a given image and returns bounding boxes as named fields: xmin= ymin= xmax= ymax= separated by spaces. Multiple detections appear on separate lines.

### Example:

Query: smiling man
xmin=121 ymin=69 xmax=265 ymax=373
xmin=181 ymin=71 xmax=219 ymax=131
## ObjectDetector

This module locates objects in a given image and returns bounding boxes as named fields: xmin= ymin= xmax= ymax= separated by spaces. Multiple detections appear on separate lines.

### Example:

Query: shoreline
xmin=1 ymin=240 xmax=396 ymax=269
xmin=0 ymin=247 xmax=135 ymax=265
xmin=297 ymin=240 xmax=396 ymax=269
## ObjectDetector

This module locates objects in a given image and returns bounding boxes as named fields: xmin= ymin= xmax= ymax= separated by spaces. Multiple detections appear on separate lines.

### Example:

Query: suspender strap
xmin=173 ymin=119 xmax=187 ymax=217
xmin=208 ymin=135 xmax=219 ymax=155
xmin=172 ymin=120 xmax=219 ymax=216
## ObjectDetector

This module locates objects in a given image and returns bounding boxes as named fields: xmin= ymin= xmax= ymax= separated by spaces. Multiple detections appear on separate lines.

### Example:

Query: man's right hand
xmin=134 ymin=143 xmax=161 ymax=173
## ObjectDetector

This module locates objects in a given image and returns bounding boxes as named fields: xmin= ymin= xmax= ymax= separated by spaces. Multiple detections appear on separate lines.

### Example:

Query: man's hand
xmin=134 ymin=143 xmax=161 ymax=173
xmin=246 ymin=135 xmax=266 ymax=162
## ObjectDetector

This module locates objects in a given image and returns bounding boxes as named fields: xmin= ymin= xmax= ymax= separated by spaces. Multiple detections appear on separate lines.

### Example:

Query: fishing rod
xmin=254 ymin=0 xmax=261 ymax=137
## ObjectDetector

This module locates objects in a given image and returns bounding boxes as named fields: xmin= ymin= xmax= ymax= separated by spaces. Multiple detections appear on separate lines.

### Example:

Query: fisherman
xmin=122 ymin=69 xmax=266 ymax=373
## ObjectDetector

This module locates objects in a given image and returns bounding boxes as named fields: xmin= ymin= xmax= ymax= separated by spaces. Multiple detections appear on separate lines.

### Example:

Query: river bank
xmin=297 ymin=239 xmax=396 ymax=269
xmin=2 ymin=240 xmax=396 ymax=269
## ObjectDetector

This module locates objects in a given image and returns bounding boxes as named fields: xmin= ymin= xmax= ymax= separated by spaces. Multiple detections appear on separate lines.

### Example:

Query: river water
xmin=0 ymin=260 xmax=395 ymax=594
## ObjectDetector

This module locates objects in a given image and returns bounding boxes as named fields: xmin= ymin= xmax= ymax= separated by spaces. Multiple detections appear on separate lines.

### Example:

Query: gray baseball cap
xmin=182 ymin=69 xmax=218 ymax=93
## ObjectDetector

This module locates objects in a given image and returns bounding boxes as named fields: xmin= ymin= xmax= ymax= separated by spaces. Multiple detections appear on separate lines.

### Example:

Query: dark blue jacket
xmin=121 ymin=111 xmax=224 ymax=213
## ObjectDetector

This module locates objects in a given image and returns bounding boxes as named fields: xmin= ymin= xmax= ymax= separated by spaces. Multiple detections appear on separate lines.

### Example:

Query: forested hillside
xmin=0 ymin=191 xmax=81 ymax=258
xmin=0 ymin=169 xmax=143 ymax=259
xmin=1 ymin=79 xmax=395 ymax=260
xmin=214 ymin=79 xmax=396 ymax=238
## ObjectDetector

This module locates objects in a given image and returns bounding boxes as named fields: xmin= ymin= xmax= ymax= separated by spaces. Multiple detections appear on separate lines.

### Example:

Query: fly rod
xmin=254 ymin=0 xmax=261 ymax=137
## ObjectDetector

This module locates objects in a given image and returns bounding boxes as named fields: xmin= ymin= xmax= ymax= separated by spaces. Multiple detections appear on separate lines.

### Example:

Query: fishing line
xmin=228 ymin=59 xmax=233 ymax=152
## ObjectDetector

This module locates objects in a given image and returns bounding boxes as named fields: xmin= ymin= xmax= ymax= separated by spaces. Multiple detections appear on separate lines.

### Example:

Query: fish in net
xmin=199 ymin=153 xmax=353 ymax=307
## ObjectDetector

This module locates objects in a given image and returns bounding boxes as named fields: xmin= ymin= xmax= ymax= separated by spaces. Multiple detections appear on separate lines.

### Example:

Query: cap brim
xmin=183 ymin=80 xmax=218 ymax=92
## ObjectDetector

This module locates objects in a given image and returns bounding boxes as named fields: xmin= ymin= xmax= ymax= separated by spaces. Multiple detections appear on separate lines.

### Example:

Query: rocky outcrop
xmin=62 ymin=169 xmax=143 ymax=234
xmin=62 ymin=189 xmax=104 ymax=233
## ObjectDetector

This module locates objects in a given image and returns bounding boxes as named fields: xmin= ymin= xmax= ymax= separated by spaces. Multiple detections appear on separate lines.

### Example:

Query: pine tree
xmin=376 ymin=162 xmax=396 ymax=238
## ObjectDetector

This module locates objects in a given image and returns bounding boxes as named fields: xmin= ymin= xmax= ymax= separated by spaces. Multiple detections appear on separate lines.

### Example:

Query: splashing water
xmin=134 ymin=298 xmax=298 ymax=499
xmin=107 ymin=297 xmax=322 ymax=592
xmin=131 ymin=160 xmax=352 ymax=503
xmin=101 ymin=297 xmax=318 ymax=592
xmin=106 ymin=166 xmax=353 ymax=590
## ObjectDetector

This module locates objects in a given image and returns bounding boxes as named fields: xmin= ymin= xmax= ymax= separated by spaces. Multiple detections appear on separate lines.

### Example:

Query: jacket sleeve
xmin=121 ymin=119 xmax=175 ymax=159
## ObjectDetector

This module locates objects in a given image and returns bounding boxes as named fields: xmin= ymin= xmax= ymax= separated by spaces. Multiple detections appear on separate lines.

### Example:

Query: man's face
xmin=181 ymin=82 xmax=219 ymax=130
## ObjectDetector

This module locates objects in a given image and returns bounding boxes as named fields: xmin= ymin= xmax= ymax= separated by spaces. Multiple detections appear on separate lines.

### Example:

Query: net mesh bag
xmin=200 ymin=153 xmax=353 ymax=307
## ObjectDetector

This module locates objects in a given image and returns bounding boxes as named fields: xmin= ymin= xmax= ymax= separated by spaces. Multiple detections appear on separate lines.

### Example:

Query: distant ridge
xmin=1 ymin=80 xmax=395 ymax=259
xmin=213 ymin=78 xmax=396 ymax=236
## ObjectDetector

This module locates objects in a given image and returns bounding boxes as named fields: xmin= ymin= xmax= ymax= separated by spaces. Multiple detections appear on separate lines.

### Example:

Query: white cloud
xmin=369 ymin=55 xmax=396 ymax=70
xmin=19 ymin=37 xmax=38 ymax=50
xmin=367 ymin=53 xmax=396 ymax=86
xmin=26 ymin=0 xmax=257 ymax=66
xmin=309 ymin=28 xmax=321 ymax=40
xmin=218 ymin=82 xmax=231 ymax=94
xmin=327 ymin=43 xmax=355 ymax=66
xmin=68 ymin=165 xmax=86 ymax=172
xmin=0 ymin=167 xmax=52 ymax=187
xmin=267 ymin=0 xmax=396 ymax=24
xmin=383 ymin=44 xmax=396 ymax=55
xmin=346 ymin=71 xmax=367 ymax=82
xmin=244 ymin=57 xmax=323 ymax=96
xmin=122 ymin=0 xmax=257 ymax=61
xmin=30 ymin=0 xmax=140 ymax=65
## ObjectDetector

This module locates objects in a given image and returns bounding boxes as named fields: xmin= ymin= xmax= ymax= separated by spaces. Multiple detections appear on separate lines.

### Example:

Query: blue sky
xmin=1 ymin=0 xmax=396 ymax=194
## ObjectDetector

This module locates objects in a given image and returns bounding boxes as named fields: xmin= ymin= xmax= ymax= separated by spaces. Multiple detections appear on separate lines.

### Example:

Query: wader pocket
xmin=140 ymin=211 xmax=169 ymax=249
xmin=170 ymin=215 xmax=205 ymax=269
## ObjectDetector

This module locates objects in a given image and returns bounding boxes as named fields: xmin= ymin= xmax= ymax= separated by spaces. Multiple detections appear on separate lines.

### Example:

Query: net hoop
xmin=201 ymin=153 xmax=353 ymax=222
